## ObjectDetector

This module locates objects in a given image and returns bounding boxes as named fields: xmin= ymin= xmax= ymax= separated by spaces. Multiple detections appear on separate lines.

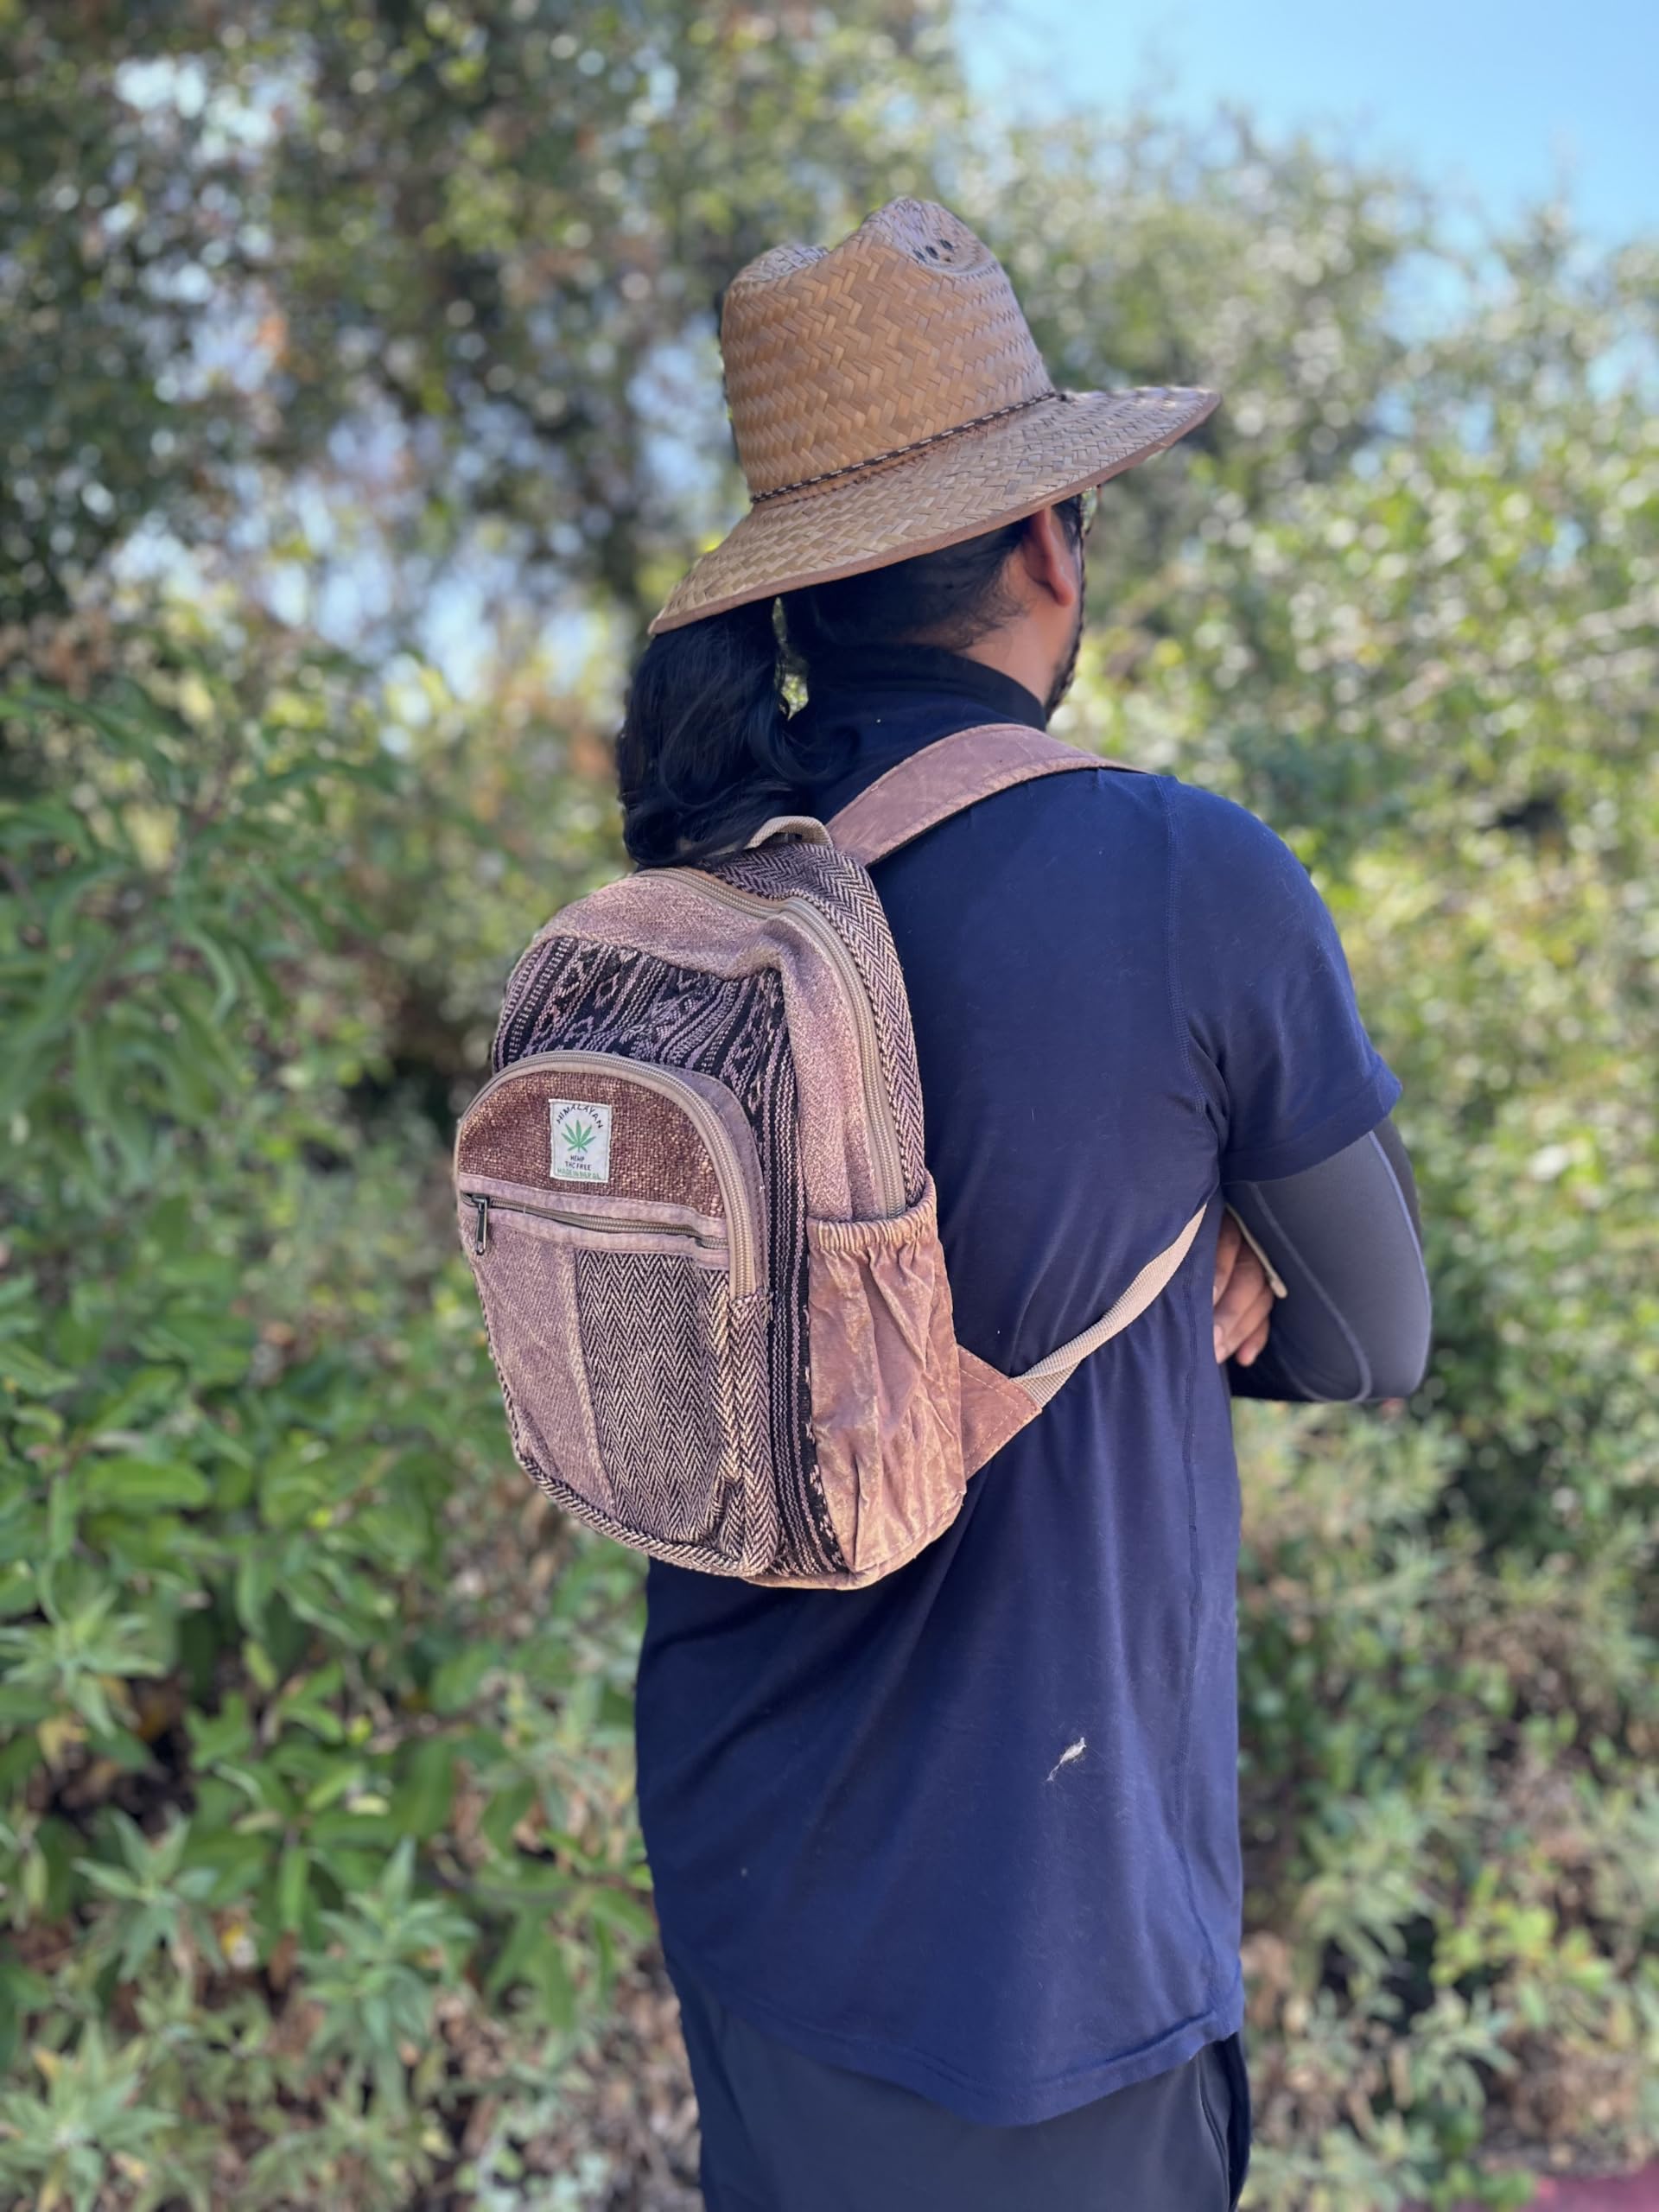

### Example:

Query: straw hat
xmin=648 ymin=197 xmax=1219 ymax=636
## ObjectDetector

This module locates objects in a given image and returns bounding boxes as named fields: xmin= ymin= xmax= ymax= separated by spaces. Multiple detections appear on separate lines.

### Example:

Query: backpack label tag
xmin=549 ymin=1099 xmax=612 ymax=1184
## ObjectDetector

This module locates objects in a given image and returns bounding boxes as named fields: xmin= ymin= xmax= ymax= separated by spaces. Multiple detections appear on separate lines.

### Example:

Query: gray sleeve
xmin=1224 ymin=1116 xmax=1432 ymax=1403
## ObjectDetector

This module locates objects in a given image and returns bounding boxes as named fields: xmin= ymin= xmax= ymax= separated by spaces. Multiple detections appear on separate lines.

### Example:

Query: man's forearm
xmin=1224 ymin=1117 xmax=1430 ymax=1403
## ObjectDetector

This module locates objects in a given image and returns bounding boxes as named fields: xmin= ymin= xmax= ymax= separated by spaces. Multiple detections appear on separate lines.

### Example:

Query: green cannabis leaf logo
xmin=563 ymin=1119 xmax=595 ymax=1154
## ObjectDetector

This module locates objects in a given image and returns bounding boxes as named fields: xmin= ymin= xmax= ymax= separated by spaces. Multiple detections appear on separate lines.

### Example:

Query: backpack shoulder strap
xmin=1012 ymin=1203 xmax=1208 ymax=1408
xmin=957 ymin=1200 xmax=1211 ymax=1478
xmin=826 ymin=722 xmax=1143 ymax=867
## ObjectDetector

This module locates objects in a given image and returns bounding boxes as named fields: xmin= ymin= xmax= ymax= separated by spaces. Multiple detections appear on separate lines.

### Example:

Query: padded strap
xmin=1012 ymin=1204 xmax=1209 ymax=1409
xmin=827 ymin=723 xmax=1143 ymax=866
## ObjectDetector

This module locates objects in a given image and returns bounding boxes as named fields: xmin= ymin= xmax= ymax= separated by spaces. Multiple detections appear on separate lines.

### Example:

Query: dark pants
xmin=667 ymin=1954 xmax=1253 ymax=2212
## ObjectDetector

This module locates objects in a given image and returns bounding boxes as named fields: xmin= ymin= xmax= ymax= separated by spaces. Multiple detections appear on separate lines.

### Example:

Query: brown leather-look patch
xmin=458 ymin=1068 xmax=723 ymax=1215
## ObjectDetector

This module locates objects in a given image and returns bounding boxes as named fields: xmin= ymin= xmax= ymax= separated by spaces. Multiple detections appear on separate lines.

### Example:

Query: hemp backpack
xmin=454 ymin=725 xmax=1205 ymax=1589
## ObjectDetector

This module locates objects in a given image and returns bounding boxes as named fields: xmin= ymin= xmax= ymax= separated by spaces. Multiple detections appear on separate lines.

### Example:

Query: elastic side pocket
xmin=803 ymin=1176 xmax=963 ymax=1580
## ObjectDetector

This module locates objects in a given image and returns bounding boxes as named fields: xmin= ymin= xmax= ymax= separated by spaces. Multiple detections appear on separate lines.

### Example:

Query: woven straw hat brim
xmin=648 ymin=383 xmax=1218 ymax=636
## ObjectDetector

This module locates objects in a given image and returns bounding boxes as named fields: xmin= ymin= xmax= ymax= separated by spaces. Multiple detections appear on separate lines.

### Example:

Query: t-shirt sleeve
xmin=1166 ymin=781 xmax=1401 ymax=1182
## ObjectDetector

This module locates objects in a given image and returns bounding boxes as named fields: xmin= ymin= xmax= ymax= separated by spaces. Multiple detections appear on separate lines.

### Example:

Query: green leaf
xmin=276 ymin=1844 xmax=311 ymax=1934
xmin=579 ymin=1884 xmax=656 ymax=1945
xmin=429 ymin=1643 xmax=499 ymax=1716
xmin=389 ymin=1738 xmax=457 ymax=1841
xmin=479 ymin=1779 xmax=535 ymax=1856
xmin=0 ymin=1340 xmax=79 ymax=1396
xmin=79 ymin=1456 xmax=212 ymax=1513
xmin=190 ymin=1694 xmax=253 ymax=1768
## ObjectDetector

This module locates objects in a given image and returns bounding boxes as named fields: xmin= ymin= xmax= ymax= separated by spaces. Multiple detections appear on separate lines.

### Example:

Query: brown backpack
xmin=453 ymin=725 xmax=1205 ymax=1588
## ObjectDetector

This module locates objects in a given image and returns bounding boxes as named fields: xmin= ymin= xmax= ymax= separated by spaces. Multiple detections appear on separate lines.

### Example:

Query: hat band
xmin=749 ymin=389 xmax=1061 ymax=505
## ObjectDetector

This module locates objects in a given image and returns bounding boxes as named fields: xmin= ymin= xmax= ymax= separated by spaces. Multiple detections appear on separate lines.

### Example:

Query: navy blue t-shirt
xmin=634 ymin=646 xmax=1401 ymax=2125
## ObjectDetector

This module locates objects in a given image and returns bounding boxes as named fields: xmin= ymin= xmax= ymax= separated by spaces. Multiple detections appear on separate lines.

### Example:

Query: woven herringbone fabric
xmin=710 ymin=842 xmax=928 ymax=1207
xmin=648 ymin=198 xmax=1219 ymax=633
xmin=578 ymin=1250 xmax=742 ymax=1552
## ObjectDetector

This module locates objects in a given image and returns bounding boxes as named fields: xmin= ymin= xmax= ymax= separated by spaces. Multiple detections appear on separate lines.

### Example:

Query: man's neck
xmin=804 ymin=640 xmax=1047 ymax=733
xmin=947 ymin=630 xmax=1056 ymax=717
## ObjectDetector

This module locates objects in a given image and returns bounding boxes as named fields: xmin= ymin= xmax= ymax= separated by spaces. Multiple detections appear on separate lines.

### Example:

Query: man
xmin=615 ymin=200 xmax=1430 ymax=2210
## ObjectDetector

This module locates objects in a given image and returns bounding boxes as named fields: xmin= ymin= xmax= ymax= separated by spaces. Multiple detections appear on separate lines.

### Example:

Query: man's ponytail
xmin=617 ymin=599 xmax=817 ymax=867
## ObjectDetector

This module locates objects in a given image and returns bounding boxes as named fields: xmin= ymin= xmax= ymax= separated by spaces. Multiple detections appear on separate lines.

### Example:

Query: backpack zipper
xmin=669 ymin=873 xmax=907 ymax=1217
xmin=455 ymin=1050 xmax=760 ymax=1296
xmin=466 ymin=1192 xmax=726 ymax=1261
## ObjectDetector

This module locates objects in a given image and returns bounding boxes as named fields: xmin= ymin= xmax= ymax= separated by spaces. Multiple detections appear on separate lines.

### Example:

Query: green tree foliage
xmin=1 ymin=0 xmax=961 ymax=639
xmin=1 ymin=5 xmax=1656 ymax=2208
xmin=2 ymin=640 xmax=645 ymax=2207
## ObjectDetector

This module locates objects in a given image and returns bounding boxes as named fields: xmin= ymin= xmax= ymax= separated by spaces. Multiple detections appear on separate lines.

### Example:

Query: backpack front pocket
xmin=454 ymin=1052 xmax=775 ymax=1575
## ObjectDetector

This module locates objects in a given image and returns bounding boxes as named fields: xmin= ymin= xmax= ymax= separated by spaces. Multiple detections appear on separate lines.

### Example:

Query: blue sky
xmin=962 ymin=0 xmax=1656 ymax=242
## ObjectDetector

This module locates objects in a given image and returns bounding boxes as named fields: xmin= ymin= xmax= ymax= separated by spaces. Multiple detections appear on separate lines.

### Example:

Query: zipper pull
xmin=473 ymin=1195 xmax=489 ymax=1253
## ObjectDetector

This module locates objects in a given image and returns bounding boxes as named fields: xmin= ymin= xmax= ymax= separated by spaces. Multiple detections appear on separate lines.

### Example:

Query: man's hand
xmin=1213 ymin=1211 xmax=1274 ymax=1368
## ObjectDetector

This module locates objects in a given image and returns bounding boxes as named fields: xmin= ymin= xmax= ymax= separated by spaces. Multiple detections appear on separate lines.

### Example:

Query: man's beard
xmin=1043 ymin=581 xmax=1087 ymax=720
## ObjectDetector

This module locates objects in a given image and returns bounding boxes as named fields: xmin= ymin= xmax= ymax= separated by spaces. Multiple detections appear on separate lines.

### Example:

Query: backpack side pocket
xmin=790 ymin=1177 xmax=963 ymax=1586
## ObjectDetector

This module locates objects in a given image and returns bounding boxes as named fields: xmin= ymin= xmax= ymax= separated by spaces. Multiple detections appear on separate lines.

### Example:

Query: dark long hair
xmin=616 ymin=499 xmax=1083 ymax=867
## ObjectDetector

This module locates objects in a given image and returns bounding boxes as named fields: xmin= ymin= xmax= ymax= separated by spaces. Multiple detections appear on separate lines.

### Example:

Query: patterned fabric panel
xmin=711 ymin=842 xmax=927 ymax=1206
xmin=493 ymin=931 xmax=548 ymax=1070
xmin=576 ymin=1250 xmax=747 ymax=1557
xmin=493 ymin=931 xmax=842 ymax=1580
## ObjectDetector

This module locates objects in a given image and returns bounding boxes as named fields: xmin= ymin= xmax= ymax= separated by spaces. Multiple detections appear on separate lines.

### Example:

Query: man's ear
xmin=1014 ymin=504 xmax=1081 ymax=611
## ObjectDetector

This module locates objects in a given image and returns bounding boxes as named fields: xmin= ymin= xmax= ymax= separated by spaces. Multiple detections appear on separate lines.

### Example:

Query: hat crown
xmin=719 ymin=200 xmax=1054 ymax=500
